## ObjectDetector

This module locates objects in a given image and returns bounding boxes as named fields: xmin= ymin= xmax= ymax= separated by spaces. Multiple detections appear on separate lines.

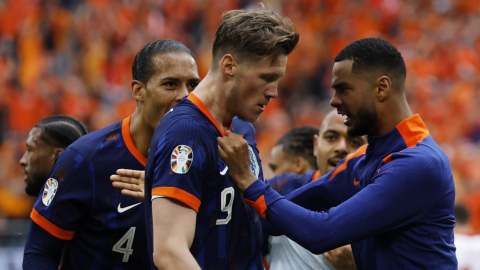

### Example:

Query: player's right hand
xmin=217 ymin=130 xmax=257 ymax=192
xmin=111 ymin=169 xmax=145 ymax=200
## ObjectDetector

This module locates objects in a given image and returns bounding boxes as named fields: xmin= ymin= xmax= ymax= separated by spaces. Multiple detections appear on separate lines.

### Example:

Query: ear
xmin=53 ymin=148 xmax=64 ymax=159
xmin=313 ymin=134 xmax=319 ymax=157
xmin=292 ymin=156 xmax=309 ymax=175
xmin=220 ymin=54 xmax=237 ymax=78
xmin=375 ymin=76 xmax=392 ymax=102
xmin=131 ymin=80 xmax=146 ymax=102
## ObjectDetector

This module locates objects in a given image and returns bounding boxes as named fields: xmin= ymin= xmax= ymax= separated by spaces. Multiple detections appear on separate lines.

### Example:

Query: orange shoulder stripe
xmin=396 ymin=114 xmax=430 ymax=148
xmin=30 ymin=208 xmax=75 ymax=240
xmin=329 ymin=144 xmax=368 ymax=181
xmin=152 ymin=187 xmax=201 ymax=212
xmin=244 ymin=195 xmax=267 ymax=220
xmin=122 ymin=116 xmax=147 ymax=166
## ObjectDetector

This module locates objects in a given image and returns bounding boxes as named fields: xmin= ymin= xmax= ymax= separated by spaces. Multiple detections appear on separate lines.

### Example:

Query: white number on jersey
xmin=112 ymin=227 xmax=136 ymax=262
xmin=216 ymin=187 xmax=235 ymax=225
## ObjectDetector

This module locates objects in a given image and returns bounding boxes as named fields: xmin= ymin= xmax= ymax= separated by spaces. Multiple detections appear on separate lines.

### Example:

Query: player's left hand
xmin=217 ymin=130 xmax=257 ymax=191
xmin=111 ymin=169 xmax=145 ymax=200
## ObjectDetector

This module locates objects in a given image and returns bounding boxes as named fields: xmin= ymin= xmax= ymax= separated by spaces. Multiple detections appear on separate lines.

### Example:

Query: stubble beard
xmin=25 ymin=172 xmax=48 ymax=197
xmin=348 ymin=97 xmax=377 ymax=137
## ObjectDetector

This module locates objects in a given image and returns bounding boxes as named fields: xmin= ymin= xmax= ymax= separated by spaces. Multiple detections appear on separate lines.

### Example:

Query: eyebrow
xmin=161 ymin=77 xmax=201 ymax=82
xmin=331 ymin=81 xmax=350 ymax=89
xmin=322 ymin=129 xmax=340 ymax=136
xmin=260 ymin=73 xmax=283 ymax=80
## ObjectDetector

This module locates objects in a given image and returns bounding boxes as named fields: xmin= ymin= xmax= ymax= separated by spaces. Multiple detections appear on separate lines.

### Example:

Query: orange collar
xmin=396 ymin=114 xmax=430 ymax=148
xmin=121 ymin=115 xmax=147 ymax=166
xmin=187 ymin=93 xmax=231 ymax=136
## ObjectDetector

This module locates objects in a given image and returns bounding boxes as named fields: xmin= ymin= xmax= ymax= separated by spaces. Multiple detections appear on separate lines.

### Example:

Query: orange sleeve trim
xmin=188 ymin=93 xmax=231 ymax=136
xmin=396 ymin=114 xmax=430 ymax=148
xmin=383 ymin=154 xmax=393 ymax=164
xmin=30 ymin=208 xmax=75 ymax=240
xmin=262 ymin=256 xmax=270 ymax=270
xmin=152 ymin=187 xmax=201 ymax=212
xmin=329 ymin=144 xmax=368 ymax=181
xmin=311 ymin=170 xmax=321 ymax=182
xmin=122 ymin=116 xmax=147 ymax=166
xmin=244 ymin=195 xmax=267 ymax=220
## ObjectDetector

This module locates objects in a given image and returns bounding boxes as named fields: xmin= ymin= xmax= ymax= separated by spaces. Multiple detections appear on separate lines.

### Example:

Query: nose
xmin=176 ymin=85 xmax=189 ymax=102
xmin=334 ymin=138 xmax=348 ymax=155
xmin=265 ymin=82 xmax=279 ymax=99
xmin=20 ymin=151 xmax=27 ymax=167
xmin=330 ymin=91 xmax=342 ymax=108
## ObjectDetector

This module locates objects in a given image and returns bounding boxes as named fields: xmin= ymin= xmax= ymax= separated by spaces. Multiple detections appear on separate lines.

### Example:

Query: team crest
xmin=248 ymin=145 xmax=260 ymax=178
xmin=171 ymin=145 xmax=193 ymax=174
xmin=42 ymin=178 xmax=58 ymax=206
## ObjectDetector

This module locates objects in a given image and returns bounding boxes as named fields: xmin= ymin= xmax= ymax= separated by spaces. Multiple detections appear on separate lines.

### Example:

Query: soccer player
xmin=268 ymin=126 xmax=319 ymax=178
xmin=20 ymin=115 xmax=89 ymax=197
xmin=144 ymin=8 xmax=298 ymax=270
xmin=218 ymin=38 xmax=457 ymax=269
xmin=23 ymin=39 xmax=201 ymax=269
xmin=267 ymin=111 xmax=365 ymax=270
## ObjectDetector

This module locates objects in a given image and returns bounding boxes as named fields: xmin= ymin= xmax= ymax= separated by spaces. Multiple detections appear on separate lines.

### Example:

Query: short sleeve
xmin=151 ymin=119 xmax=216 ymax=212
xmin=31 ymin=148 xmax=93 ymax=240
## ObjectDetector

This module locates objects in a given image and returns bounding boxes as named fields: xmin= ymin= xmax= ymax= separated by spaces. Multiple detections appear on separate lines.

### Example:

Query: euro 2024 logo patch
xmin=42 ymin=178 xmax=58 ymax=206
xmin=171 ymin=145 xmax=193 ymax=174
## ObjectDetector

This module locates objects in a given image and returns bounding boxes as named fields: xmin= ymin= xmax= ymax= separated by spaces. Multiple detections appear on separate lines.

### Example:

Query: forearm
xmin=23 ymin=221 xmax=66 ymax=269
xmin=244 ymin=175 xmax=440 ymax=255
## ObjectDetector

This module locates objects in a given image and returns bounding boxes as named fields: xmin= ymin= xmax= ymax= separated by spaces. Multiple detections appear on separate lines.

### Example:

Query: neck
xmin=129 ymin=109 xmax=155 ymax=157
xmin=192 ymin=71 xmax=234 ymax=131
xmin=374 ymin=95 xmax=412 ymax=136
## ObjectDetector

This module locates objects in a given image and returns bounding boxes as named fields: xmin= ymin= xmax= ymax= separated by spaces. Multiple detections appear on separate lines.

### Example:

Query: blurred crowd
xmin=0 ymin=0 xmax=480 ymax=232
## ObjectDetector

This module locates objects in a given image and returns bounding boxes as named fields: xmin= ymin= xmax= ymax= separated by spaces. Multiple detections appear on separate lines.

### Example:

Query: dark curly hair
xmin=276 ymin=126 xmax=319 ymax=170
xmin=334 ymin=38 xmax=406 ymax=89
xmin=35 ymin=115 xmax=90 ymax=148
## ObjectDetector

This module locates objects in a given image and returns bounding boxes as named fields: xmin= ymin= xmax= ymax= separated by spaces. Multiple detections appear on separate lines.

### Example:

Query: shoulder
xmin=390 ymin=140 xmax=448 ymax=171
xmin=68 ymin=120 xmax=122 ymax=159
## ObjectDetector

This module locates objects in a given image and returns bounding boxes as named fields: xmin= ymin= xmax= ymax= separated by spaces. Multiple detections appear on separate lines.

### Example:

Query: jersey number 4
xmin=112 ymin=227 xmax=136 ymax=262
xmin=216 ymin=187 xmax=234 ymax=225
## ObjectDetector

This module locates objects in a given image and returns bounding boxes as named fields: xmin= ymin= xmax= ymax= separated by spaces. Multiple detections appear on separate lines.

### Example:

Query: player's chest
xmin=343 ymin=158 xmax=383 ymax=197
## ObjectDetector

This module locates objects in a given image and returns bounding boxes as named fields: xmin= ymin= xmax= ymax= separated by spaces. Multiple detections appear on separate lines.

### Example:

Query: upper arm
xmin=150 ymin=120 xmax=215 ymax=212
xmin=30 ymin=148 xmax=92 ymax=240
xmin=152 ymin=197 xmax=197 ymax=252
xmin=23 ymin=221 xmax=67 ymax=269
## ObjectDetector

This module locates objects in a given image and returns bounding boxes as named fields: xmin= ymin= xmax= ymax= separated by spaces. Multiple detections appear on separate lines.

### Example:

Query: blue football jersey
xmin=30 ymin=116 xmax=150 ymax=269
xmin=267 ymin=170 xmax=320 ymax=196
xmin=144 ymin=93 xmax=264 ymax=270
xmin=243 ymin=114 xmax=457 ymax=269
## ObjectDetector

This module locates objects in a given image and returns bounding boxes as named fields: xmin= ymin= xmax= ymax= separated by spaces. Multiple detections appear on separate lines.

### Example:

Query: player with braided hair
xmin=20 ymin=115 xmax=89 ymax=197
xmin=23 ymin=39 xmax=200 ymax=270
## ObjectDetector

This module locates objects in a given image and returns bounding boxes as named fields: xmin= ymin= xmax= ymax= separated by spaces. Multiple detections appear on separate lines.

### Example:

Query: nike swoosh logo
xmin=117 ymin=202 xmax=142 ymax=213
xmin=220 ymin=166 xmax=228 ymax=175
xmin=353 ymin=178 xmax=360 ymax=186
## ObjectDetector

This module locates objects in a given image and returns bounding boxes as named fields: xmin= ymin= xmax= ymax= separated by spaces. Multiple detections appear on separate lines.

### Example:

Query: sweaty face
xmin=227 ymin=54 xmax=287 ymax=123
xmin=19 ymin=127 xmax=59 ymax=196
xmin=143 ymin=52 xmax=201 ymax=129
xmin=330 ymin=60 xmax=378 ymax=136
xmin=314 ymin=113 xmax=367 ymax=176
xmin=268 ymin=145 xmax=296 ymax=176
